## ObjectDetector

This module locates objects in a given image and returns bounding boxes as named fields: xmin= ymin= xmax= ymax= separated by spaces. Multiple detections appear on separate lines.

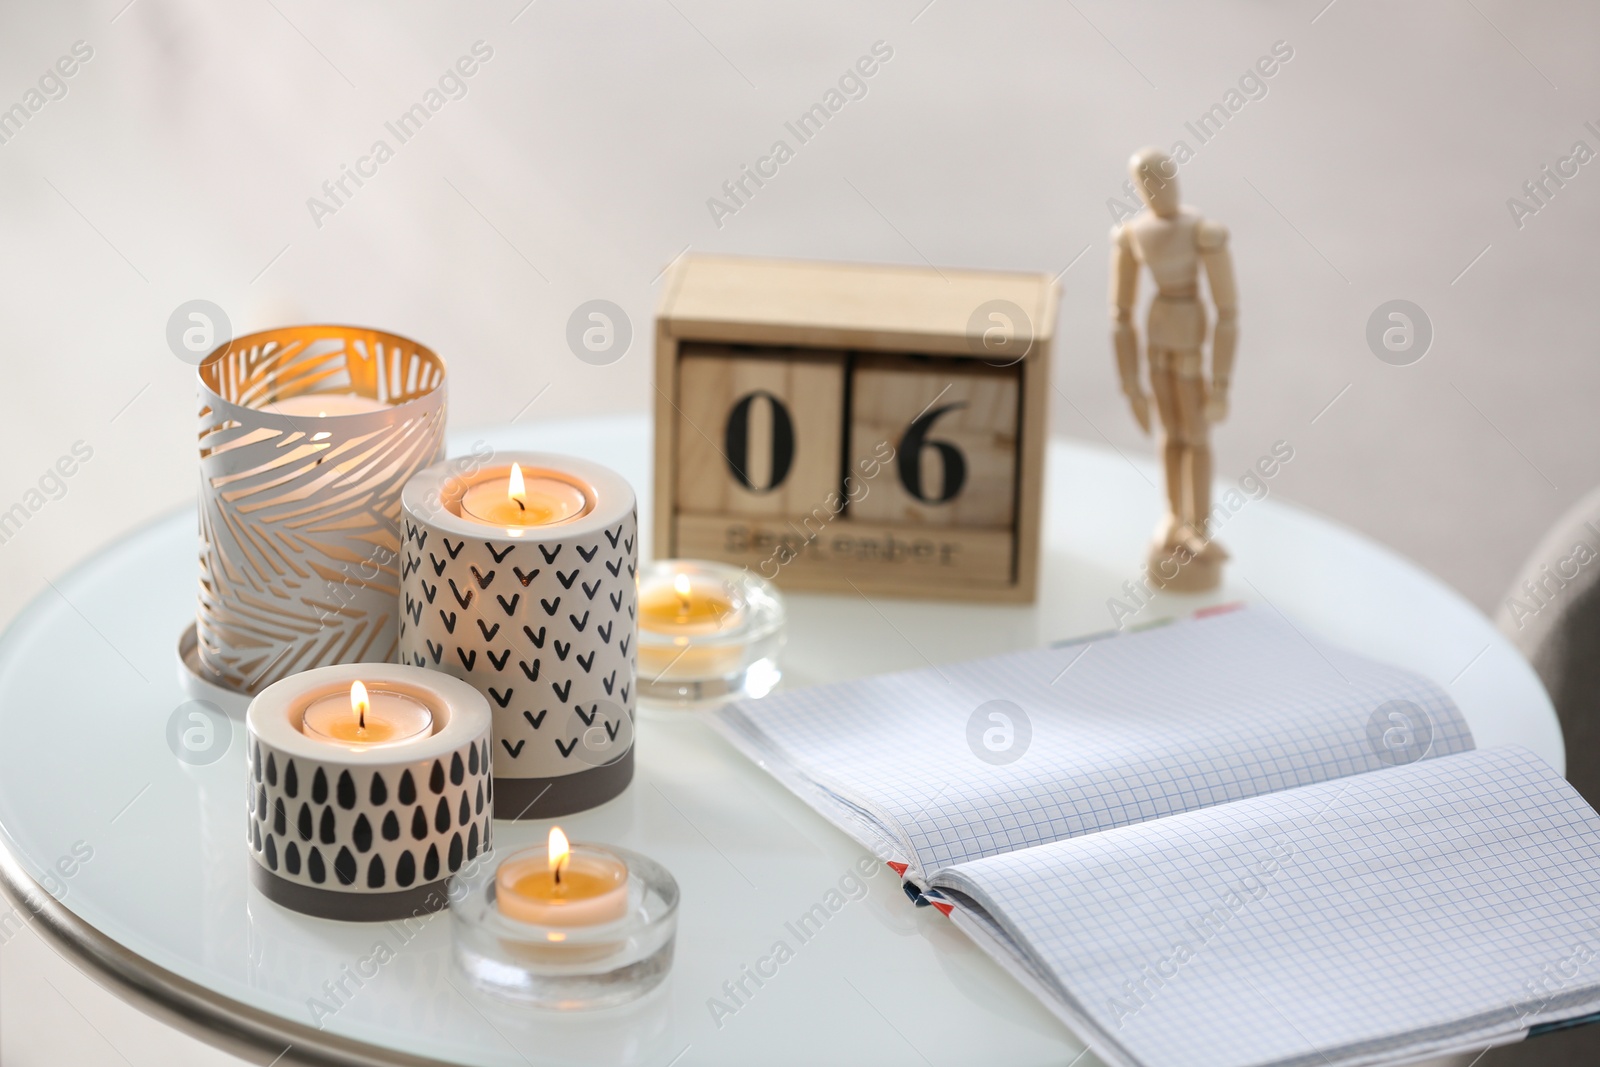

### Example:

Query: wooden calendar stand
xmin=653 ymin=255 xmax=1058 ymax=602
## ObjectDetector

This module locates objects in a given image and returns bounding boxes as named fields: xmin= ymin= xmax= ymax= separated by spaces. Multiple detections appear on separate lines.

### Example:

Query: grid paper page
xmin=936 ymin=746 xmax=1600 ymax=1067
xmin=715 ymin=607 xmax=1472 ymax=878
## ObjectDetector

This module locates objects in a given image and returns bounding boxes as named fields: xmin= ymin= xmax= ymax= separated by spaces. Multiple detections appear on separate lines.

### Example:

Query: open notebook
xmin=712 ymin=606 xmax=1600 ymax=1067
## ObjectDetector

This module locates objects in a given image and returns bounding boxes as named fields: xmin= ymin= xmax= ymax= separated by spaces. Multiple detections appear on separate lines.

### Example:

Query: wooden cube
xmin=674 ymin=344 xmax=845 ymax=517
xmin=654 ymin=255 xmax=1057 ymax=603
xmin=847 ymin=356 xmax=1019 ymax=528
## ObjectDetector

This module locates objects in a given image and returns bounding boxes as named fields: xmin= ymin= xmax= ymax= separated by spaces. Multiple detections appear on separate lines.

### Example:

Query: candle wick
xmin=359 ymin=707 xmax=366 ymax=730
xmin=554 ymin=863 xmax=562 ymax=887
xmin=515 ymin=499 xmax=525 ymax=512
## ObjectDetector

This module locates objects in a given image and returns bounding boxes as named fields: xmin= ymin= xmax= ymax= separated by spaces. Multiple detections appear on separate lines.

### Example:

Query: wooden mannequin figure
xmin=1110 ymin=146 xmax=1238 ymax=592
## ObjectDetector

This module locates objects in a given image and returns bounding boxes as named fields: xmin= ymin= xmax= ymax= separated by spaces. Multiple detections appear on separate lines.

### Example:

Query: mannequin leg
xmin=1147 ymin=353 xmax=1184 ymax=544
xmin=1172 ymin=373 xmax=1211 ymax=531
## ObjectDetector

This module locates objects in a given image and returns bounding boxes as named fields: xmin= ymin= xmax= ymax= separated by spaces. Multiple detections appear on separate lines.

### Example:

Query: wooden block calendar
xmin=653 ymin=255 xmax=1057 ymax=602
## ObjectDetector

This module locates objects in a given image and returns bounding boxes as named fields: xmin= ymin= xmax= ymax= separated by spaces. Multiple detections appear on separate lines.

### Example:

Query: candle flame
xmin=673 ymin=571 xmax=693 ymax=620
xmin=350 ymin=680 xmax=369 ymax=731
xmin=549 ymin=825 xmax=570 ymax=886
xmin=508 ymin=463 xmax=526 ymax=511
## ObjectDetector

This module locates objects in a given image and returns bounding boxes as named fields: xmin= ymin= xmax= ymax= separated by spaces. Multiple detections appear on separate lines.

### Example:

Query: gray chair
xmin=1483 ymin=485 xmax=1600 ymax=1066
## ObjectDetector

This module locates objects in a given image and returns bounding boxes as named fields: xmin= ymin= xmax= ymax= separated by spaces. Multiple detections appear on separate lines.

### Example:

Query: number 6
xmin=897 ymin=403 xmax=968 ymax=503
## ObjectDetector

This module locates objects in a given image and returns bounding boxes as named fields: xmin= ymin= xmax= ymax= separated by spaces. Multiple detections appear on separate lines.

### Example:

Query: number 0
xmin=724 ymin=391 xmax=796 ymax=493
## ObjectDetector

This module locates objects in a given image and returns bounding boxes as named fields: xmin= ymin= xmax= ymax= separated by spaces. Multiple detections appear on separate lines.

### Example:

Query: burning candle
xmin=633 ymin=560 xmax=786 ymax=705
xmin=301 ymin=680 xmax=434 ymax=748
xmin=637 ymin=564 xmax=745 ymax=684
xmin=495 ymin=827 xmax=629 ymax=928
xmin=639 ymin=571 xmax=741 ymax=636
xmin=459 ymin=463 xmax=590 ymax=529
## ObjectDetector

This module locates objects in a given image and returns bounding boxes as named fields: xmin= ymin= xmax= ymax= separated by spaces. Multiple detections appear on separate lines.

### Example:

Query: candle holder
xmin=191 ymin=325 xmax=447 ymax=696
xmin=246 ymin=663 xmax=492 ymax=922
xmin=452 ymin=844 xmax=678 ymax=1010
xmin=400 ymin=453 xmax=638 ymax=819
xmin=636 ymin=560 xmax=786 ymax=707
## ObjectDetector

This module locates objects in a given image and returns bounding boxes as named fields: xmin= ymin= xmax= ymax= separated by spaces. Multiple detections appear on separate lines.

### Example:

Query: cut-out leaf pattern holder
xmin=188 ymin=325 xmax=447 ymax=697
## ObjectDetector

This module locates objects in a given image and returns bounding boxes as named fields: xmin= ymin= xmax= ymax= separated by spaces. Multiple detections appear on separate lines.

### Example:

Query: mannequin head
xmin=1128 ymin=146 xmax=1180 ymax=218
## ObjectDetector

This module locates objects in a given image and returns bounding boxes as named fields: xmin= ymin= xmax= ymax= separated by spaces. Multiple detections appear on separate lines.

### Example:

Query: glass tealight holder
xmin=635 ymin=560 xmax=786 ymax=707
xmin=451 ymin=845 xmax=678 ymax=1010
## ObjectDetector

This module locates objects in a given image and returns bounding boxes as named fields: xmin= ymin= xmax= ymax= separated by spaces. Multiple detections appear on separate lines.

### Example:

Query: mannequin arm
xmin=1198 ymin=220 xmax=1237 ymax=422
xmin=1109 ymin=227 xmax=1150 ymax=433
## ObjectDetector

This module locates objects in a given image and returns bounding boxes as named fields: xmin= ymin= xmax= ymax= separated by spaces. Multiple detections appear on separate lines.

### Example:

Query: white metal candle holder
xmin=400 ymin=453 xmax=638 ymax=819
xmin=246 ymin=663 xmax=492 ymax=922
xmin=190 ymin=325 xmax=447 ymax=696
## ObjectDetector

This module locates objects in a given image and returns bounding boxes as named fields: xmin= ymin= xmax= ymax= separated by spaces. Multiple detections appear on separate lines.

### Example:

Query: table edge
xmin=0 ymin=835 xmax=459 ymax=1067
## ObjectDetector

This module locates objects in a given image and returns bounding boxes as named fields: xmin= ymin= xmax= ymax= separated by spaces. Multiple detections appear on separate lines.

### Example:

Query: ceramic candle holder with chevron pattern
xmin=190 ymin=326 xmax=448 ymax=697
xmin=399 ymin=453 xmax=638 ymax=819
xmin=246 ymin=663 xmax=492 ymax=922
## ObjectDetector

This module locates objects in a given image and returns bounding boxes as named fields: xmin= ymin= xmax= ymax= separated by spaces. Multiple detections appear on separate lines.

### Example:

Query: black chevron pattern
xmin=399 ymin=507 xmax=638 ymax=793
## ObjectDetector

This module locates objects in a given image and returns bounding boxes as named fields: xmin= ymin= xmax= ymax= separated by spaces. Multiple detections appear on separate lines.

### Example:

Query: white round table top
xmin=0 ymin=415 xmax=1560 ymax=1067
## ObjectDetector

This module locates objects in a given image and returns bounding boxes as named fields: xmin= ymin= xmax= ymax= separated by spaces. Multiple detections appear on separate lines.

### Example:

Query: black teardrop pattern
xmin=250 ymin=742 xmax=490 ymax=892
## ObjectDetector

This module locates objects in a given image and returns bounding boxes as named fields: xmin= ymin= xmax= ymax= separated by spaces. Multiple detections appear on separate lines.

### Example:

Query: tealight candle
xmin=452 ymin=834 xmax=678 ymax=1008
xmin=460 ymin=463 xmax=590 ymax=528
xmin=301 ymin=680 xmax=434 ymax=747
xmin=634 ymin=560 xmax=785 ymax=705
xmin=260 ymin=393 xmax=390 ymax=417
xmin=639 ymin=571 xmax=742 ymax=637
xmin=496 ymin=827 xmax=629 ymax=928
